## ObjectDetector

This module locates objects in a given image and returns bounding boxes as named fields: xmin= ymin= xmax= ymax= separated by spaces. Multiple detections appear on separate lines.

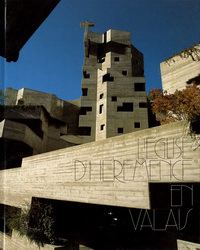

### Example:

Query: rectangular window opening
xmin=135 ymin=83 xmax=145 ymax=91
xmin=118 ymin=128 xmax=124 ymax=134
xmin=114 ymin=57 xmax=120 ymax=62
xmin=103 ymin=73 xmax=114 ymax=82
xmin=111 ymin=96 xmax=117 ymax=102
xmin=79 ymin=127 xmax=91 ymax=136
xmin=139 ymin=102 xmax=147 ymax=108
xmin=80 ymin=107 xmax=92 ymax=115
xmin=122 ymin=71 xmax=127 ymax=76
xmin=134 ymin=122 xmax=140 ymax=128
xmin=82 ymin=88 xmax=88 ymax=96
xmin=83 ymin=71 xmax=90 ymax=79
xmin=117 ymin=102 xmax=133 ymax=112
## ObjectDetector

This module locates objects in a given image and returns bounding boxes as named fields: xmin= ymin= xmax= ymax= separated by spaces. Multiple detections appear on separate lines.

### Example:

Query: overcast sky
xmin=1 ymin=0 xmax=200 ymax=100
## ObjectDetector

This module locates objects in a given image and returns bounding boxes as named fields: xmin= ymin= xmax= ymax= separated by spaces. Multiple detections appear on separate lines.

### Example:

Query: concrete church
xmin=5 ymin=20 xmax=149 ymax=148
xmin=1 ymin=17 xmax=200 ymax=250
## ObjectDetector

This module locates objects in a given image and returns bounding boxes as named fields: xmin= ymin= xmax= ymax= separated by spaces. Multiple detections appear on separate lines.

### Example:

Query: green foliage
xmin=6 ymin=200 xmax=56 ymax=248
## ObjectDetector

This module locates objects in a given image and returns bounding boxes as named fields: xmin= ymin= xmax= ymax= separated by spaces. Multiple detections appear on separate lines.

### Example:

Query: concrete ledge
xmin=0 ymin=121 xmax=199 ymax=210
xmin=177 ymin=239 xmax=200 ymax=249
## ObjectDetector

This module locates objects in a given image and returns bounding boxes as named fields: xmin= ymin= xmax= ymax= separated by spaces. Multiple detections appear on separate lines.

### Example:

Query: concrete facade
xmin=1 ymin=121 xmax=199 ymax=209
xmin=79 ymin=22 xmax=148 ymax=142
xmin=177 ymin=239 xmax=200 ymax=250
xmin=160 ymin=43 xmax=200 ymax=93
xmin=1 ymin=23 xmax=200 ymax=249
xmin=6 ymin=88 xmax=80 ymax=136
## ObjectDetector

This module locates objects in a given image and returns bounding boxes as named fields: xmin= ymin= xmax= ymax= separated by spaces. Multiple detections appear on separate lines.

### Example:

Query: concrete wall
xmin=160 ymin=44 xmax=200 ymax=94
xmin=0 ymin=231 xmax=73 ymax=250
xmin=5 ymin=88 xmax=81 ymax=136
xmin=0 ymin=121 xmax=199 ymax=210
xmin=177 ymin=239 xmax=200 ymax=250
xmin=80 ymin=28 xmax=148 ymax=142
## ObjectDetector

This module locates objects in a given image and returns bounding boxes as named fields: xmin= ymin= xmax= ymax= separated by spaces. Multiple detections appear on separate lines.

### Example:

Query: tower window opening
xmin=100 ymin=124 xmax=105 ymax=130
xmin=98 ymin=57 xmax=105 ymax=63
xmin=100 ymin=93 xmax=104 ymax=99
xmin=118 ymin=128 xmax=124 ymax=134
xmin=103 ymin=73 xmax=114 ymax=82
xmin=83 ymin=71 xmax=90 ymax=78
xmin=134 ymin=122 xmax=140 ymax=128
xmin=114 ymin=57 xmax=120 ymax=62
xmin=99 ymin=104 xmax=104 ymax=114
xmin=79 ymin=127 xmax=91 ymax=136
xmin=111 ymin=96 xmax=117 ymax=102
xmin=82 ymin=88 xmax=88 ymax=96
xmin=122 ymin=71 xmax=127 ymax=76
xmin=135 ymin=83 xmax=145 ymax=91
xmin=117 ymin=103 xmax=133 ymax=112
xmin=139 ymin=102 xmax=147 ymax=108
xmin=80 ymin=107 xmax=92 ymax=115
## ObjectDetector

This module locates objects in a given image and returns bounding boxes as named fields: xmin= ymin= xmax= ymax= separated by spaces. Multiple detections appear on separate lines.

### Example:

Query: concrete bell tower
xmin=79 ymin=21 xmax=149 ymax=142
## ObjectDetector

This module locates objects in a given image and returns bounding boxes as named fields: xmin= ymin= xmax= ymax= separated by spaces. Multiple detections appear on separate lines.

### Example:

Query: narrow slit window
xmin=100 ymin=93 xmax=104 ymax=99
xmin=100 ymin=124 xmax=105 ymax=130
xmin=99 ymin=104 xmax=104 ymax=114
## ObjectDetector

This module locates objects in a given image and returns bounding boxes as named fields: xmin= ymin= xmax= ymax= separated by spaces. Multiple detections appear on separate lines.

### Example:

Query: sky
xmin=1 ymin=0 xmax=200 ymax=100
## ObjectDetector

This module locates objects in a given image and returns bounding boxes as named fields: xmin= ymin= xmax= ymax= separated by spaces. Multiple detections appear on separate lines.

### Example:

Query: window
xmin=117 ymin=103 xmax=133 ymax=112
xmin=80 ymin=107 xmax=92 ymax=115
xmin=98 ymin=57 xmax=105 ymax=63
xmin=82 ymin=88 xmax=88 ymax=96
xmin=114 ymin=57 xmax=120 ymax=62
xmin=103 ymin=73 xmax=114 ymax=82
xmin=100 ymin=93 xmax=104 ymax=99
xmin=79 ymin=127 xmax=91 ymax=136
xmin=134 ymin=122 xmax=140 ymax=128
xmin=118 ymin=128 xmax=124 ymax=134
xmin=100 ymin=124 xmax=105 ymax=130
xmin=111 ymin=96 xmax=117 ymax=102
xmin=139 ymin=102 xmax=147 ymax=108
xmin=83 ymin=71 xmax=90 ymax=78
xmin=122 ymin=71 xmax=127 ymax=76
xmin=99 ymin=104 xmax=104 ymax=114
xmin=135 ymin=83 xmax=145 ymax=91
xmin=104 ymin=32 xmax=107 ymax=43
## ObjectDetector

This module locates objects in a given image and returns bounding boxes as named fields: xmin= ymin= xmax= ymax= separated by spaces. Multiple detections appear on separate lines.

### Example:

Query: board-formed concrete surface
xmin=79 ymin=23 xmax=148 ymax=143
xmin=177 ymin=239 xmax=200 ymax=250
xmin=0 ymin=121 xmax=199 ymax=210
xmin=160 ymin=44 xmax=200 ymax=94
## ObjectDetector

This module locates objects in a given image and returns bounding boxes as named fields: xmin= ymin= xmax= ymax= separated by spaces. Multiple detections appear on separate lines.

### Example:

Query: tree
xmin=148 ymin=85 xmax=200 ymax=132
xmin=6 ymin=199 xmax=56 ymax=248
